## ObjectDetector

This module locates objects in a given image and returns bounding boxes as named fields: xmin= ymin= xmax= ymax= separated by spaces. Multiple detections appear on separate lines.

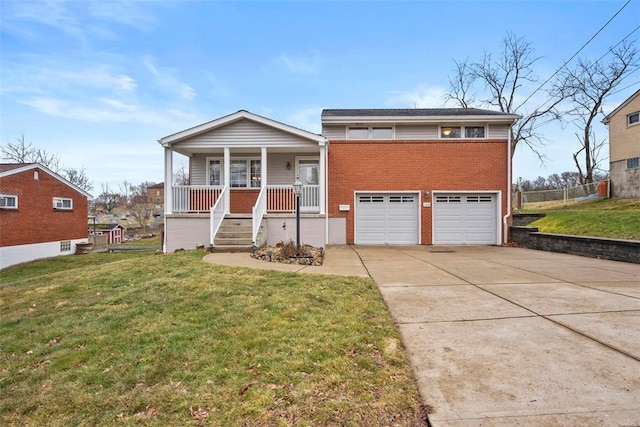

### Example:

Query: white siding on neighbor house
xmin=488 ymin=124 xmax=510 ymax=139
xmin=189 ymin=153 xmax=318 ymax=186
xmin=0 ymin=238 xmax=87 ymax=270
xmin=322 ymin=125 xmax=346 ymax=140
xmin=395 ymin=124 xmax=439 ymax=140
xmin=175 ymin=119 xmax=321 ymax=149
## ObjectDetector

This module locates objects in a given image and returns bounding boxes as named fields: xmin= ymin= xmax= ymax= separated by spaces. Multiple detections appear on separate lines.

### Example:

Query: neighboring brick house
xmin=602 ymin=89 xmax=640 ymax=198
xmin=159 ymin=108 xmax=518 ymax=252
xmin=0 ymin=163 xmax=92 ymax=269
xmin=147 ymin=182 xmax=164 ymax=206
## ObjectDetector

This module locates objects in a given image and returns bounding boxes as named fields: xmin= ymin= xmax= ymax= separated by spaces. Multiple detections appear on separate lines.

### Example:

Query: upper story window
xmin=53 ymin=197 xmax=73 ymax=210
xmin=628 ymin=112 xmax=639 ymax=126
xmin=441 ymin=125 xmax=486 ymax=139
xmin=0 ymin=194 xmax=18 ymax=209
xmin=347 ymin=126 xmax=394 ymax=140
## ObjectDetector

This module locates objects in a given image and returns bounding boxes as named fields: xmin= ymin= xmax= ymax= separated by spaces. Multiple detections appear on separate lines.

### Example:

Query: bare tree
xmin=1 ymin=134 xmax=61 ymax=170
xmin=445 ymin=32 xmax=564 ymax=159
xmin=64 ymin=167 xmax=94 ymax=192
xmin=96 ymin=183 xmax=122 ymax=213
xmin=174 ymin=162 xmax=190 ymax=185
xmin=126 ymin=182 xmax=157 ymax=233
xmin=1 ymin=134 xmax=93 ymax=192
xmin=556 ymin=41 xmax=638 ymax=184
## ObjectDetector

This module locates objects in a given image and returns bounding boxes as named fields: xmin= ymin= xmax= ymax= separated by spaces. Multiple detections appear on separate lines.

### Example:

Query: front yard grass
xmin=524 ymin=198 xmax=640 ymax=240
xmin=0 ymin=250 xmax=427 ymax=426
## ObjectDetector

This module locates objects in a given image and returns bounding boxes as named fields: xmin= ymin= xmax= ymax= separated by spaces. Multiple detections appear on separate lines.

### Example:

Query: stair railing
xmin=209 ymin=186 xmax=228 ymax=247
xmin=252 ymin=186 xmax=267 ymax=247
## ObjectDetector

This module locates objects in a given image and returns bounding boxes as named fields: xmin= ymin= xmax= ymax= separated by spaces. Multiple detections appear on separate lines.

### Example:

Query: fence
xmin=515 ymin=180 xmax=609 ymax=208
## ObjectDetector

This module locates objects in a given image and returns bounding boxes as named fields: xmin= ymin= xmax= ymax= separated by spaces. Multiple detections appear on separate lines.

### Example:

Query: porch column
xmin=224 ymin=147 xmax=230 ymax=213
xmin=164 ymin=147 xmax=173 ymax=214
xmin=261 ymin=147 xmax=267 ymax=187
xmin=319 ymin=141 xmax=327 ymax=215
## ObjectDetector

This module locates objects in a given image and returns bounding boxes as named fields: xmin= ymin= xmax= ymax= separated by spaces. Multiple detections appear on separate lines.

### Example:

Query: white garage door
xmin=356 ymin=193 xmax=419 ymax=244
xmin=433 ymin=193 xmax=498 ymax=245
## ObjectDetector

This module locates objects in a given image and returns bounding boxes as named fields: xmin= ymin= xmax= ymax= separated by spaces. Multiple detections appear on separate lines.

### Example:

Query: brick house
xmin=602 ymin=89 xmax=640 ymax=198
xmin=159 ymin=108 xmax=518 ymax=252
xmin=0 ymin=163 xmax=92 ymax=269
xmin=147 ymin=182 xmax=164 ymax=206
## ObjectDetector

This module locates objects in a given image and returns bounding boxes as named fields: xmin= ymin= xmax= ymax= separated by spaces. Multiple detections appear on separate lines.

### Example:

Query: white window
xmin=628 ymin=112 xmax=639 ymax=126
xmin=209 ymin=158 xmax=261 ymax=188
xmin=441 ymin=127 xmax=461 ymax=138
xmin=348 ymin=126 xmax=394 ymax=140
xmin=0 ymin=194 xmax=18 ymax=209
xmin=441 ymin=125 xmax=486 ymax=139
xmin=371 ymin=127 xmax=393 ymax=139
xmin=465 ymin=126 xmax=486 ymax=138
xmin=348 ymin=127 xmax=369 ymax=139
xmin=208 ymin=158 xmax=222 ymax=186
xmin=53 ymin=197 xmax=73 ymax=210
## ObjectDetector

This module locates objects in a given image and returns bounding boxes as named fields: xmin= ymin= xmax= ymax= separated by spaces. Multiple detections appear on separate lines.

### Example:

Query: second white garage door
xmin=356 ymin=193 xmax=419 ymax=244
xmin=433 ymin=193 xmax=498 ymax=244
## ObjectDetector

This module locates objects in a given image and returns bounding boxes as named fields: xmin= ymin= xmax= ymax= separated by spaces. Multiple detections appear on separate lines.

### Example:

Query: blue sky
xmin=1 ymin=0 xmax=639 ymax=192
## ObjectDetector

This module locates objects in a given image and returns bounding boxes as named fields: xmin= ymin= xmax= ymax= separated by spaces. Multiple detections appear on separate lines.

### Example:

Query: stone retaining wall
xmin=510 ymin=226 xmax=640 ymax=264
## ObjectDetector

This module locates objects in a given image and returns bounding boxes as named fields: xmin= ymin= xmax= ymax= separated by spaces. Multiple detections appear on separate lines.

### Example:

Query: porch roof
xmin=158 ymin=110 xmax=327 ymax=149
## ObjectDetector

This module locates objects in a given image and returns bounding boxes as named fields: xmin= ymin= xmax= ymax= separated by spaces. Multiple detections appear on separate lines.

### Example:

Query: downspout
xmin=502 ymin=126 xmax=512 ymax=244
xmin=323 ymin=139 xmax=330 ymax=247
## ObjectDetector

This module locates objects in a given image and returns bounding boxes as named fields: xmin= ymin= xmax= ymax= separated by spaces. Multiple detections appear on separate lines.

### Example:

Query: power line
xmin=520 ymin=0 xmax=633 ymax=108
xmin=595 ymin=24 xmax=640 ymax=63
xmin=610 ymin=79 xmax=640 ymax=96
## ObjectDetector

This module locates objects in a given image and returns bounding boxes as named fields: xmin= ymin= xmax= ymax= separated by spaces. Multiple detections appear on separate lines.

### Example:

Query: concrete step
xmin=211 ymin=245 xmax=252 ymax=253
xmin=216 ymin=231 xmax=252 ymax=239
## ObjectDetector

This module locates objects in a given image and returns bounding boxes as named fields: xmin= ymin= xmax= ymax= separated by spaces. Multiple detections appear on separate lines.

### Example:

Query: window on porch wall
xmin=208 ymin=158 xmax=261 ymax=187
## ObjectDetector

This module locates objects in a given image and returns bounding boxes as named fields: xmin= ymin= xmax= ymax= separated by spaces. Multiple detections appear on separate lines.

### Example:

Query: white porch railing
xmin=210 ymin=186 xmax=228 ymax=246
xmin=172 ymin=185 xmax=224 ymax=213
xmin=266 ymin=185 xmax=319 ymax=213
xmin=252 ymin=186 xmax=267 ymax=245
xmin=171 ymin=184 xmax=320 ymax=215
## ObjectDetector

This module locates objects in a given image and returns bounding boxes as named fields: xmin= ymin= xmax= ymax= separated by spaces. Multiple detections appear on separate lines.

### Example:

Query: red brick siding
xmin=0 ymin=168 xmax=88 ymax=247
xmin=230 ymin=189 xmax=259 ymax=214
xmin=327 ymin=139 xmax=509 ymax=244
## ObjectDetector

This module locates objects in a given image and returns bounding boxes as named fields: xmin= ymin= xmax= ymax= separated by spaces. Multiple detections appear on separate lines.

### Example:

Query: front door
xmin=297 ymin=158 xmax=319 ymax=212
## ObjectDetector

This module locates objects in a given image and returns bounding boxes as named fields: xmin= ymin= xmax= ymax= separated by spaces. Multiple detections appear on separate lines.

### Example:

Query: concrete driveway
xmin=354 ymin=246 xmax=640 ymax=427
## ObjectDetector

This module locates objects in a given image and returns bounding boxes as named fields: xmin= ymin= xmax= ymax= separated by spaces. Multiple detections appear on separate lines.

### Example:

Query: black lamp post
xmin=292 ymin=176 xmax=303 ymax=256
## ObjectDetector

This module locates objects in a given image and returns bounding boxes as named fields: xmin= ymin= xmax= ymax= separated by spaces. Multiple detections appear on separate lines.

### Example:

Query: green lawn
xmin=0 ymin=250 xmax=427 ymax=426
xmin=525 ymin=198 xmax=640 ymax=240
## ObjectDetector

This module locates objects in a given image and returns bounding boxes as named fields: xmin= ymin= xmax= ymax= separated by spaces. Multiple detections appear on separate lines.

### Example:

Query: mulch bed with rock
xmin=251 ymin=241 xmax=324 ymax=266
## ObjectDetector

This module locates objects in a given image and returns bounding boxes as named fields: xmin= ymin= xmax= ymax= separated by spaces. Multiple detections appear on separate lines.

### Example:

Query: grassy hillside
xmin=0 ymin=250 xmax=427 ymax=426
xmin=524 ymin=198 xmax=640 ymax=240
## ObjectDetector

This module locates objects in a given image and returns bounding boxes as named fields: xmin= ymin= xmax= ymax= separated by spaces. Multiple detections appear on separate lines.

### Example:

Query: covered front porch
xmin=158 ymin=110 xmax=328 ymax=252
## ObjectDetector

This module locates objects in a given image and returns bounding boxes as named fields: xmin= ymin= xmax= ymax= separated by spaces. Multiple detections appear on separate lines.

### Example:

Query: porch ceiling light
xmin=293 ymin=177 xmax=303 ymax=196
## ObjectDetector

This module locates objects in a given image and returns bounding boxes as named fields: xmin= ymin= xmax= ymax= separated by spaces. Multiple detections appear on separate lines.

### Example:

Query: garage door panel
xmin=433 ymin=193 xmax=497 ymax=245
xmin=356 ymin=193 xmax=419 ymax=245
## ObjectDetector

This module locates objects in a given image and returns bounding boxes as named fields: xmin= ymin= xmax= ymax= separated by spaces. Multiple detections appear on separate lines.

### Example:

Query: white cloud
xmin=386 ymin=86 xmax=449 ymax=108
xmin=19 ymin=96 xmax=197 ymax=126
xmin=1 ymin=61 xmax=137 ymax=94
xmin=277 ymin=53 xmax=320 ymax=75
xmin=287 ymin=106 xmax=323 ymax=133
xmin=3 ymin=0 xmax=156 ymax=42
xmin=143 ymin=56 xmax=196 ymax=100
